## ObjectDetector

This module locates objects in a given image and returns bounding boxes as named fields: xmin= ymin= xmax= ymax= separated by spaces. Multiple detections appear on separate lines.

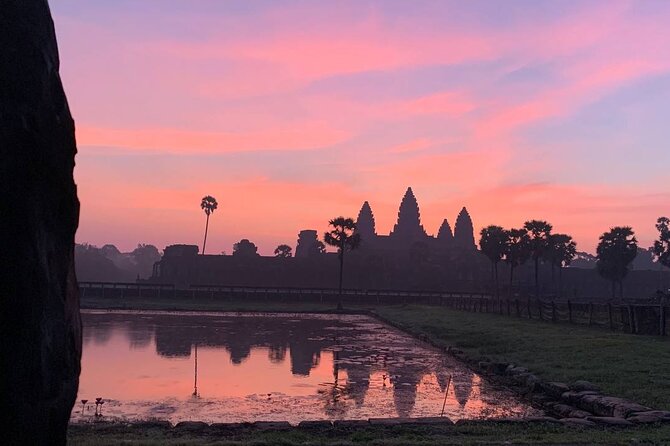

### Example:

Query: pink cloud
xmin=54 ymin=1 xmax=670 ymax=255
xmin=76 ymin=122 xmax=349 ymax=153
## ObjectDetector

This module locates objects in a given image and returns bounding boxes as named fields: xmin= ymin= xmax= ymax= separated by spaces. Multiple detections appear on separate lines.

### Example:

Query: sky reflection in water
xmin=73 ymin=310 xmax=539 ymax=423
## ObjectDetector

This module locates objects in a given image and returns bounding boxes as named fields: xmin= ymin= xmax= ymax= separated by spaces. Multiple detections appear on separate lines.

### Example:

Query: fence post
xmin=607 ymin=303 xmax=613 ymax=331
xmin=567 ymin=300 xmax=572 ymax=323
xmin=660 ymin=304 xmax=666 ymax=336
xmin=628 ymin=305 xmax=635 ymax=334
xmin=588 ymin=303 xmax=594 ymax=326
xmin=515 ymin=299 xmax=520 ymax=317
xmin=507 ymin=299 xmax=510 ymax=316
xmin=551 ymin=301 xmax=556 ymax=322
xmin=538 ymin=300 xmax=543 ymax=321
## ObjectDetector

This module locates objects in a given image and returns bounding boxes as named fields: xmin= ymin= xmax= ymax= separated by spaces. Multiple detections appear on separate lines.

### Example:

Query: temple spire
xmin=437 ymin=219 xmax=454 ymax=245
xmin=355 ymin=201 xmax=376 ymax=242
xmin=390 ymin=187 xmax=426 ymax=240
xmin=454 ymin=207 xmax=476 ymax=250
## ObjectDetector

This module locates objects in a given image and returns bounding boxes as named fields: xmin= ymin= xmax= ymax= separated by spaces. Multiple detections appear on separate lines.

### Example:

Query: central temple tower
xmin=389 ymin=187 xmax=427 ymax=242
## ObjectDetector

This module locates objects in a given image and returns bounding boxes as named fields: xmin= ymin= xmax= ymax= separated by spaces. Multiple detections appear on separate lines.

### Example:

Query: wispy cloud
xmin=52 ymin=0 xmax=670 ymax=253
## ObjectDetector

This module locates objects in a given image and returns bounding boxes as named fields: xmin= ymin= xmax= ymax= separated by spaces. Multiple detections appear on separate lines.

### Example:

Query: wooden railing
xmin=78 ymin=282 xmax=667 ymax=336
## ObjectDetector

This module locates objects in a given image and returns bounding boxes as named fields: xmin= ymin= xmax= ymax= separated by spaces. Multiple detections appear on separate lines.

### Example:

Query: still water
xmin=72 ymin=310 xmax=539 ymax=423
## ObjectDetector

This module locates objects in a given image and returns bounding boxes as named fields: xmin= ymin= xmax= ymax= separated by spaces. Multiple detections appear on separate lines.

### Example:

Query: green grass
xmin=375 ymin=305 xmax=670 ymax=410
xmin=67 ymin=422 xmax=670 ymax=445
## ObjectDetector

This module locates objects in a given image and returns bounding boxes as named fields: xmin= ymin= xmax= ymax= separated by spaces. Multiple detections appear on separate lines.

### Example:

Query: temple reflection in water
xmin=77 ymin=311 xmax=537 ymax=423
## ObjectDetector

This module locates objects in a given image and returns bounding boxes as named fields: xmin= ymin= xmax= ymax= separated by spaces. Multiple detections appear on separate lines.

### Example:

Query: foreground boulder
xmin=0 ymin=1 xmax=81 ymax=444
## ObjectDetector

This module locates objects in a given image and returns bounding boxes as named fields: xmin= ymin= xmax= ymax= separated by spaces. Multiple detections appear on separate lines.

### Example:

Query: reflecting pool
xmin=71 ymin=310 xmax=539 ymax=423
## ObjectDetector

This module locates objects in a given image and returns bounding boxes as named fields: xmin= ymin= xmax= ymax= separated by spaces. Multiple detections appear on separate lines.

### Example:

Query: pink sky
xmin=52 ymin=1 xmax=670 ymax=255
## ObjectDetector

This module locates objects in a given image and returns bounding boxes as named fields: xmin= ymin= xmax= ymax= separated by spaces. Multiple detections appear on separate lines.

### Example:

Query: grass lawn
xmin=68 ymin=422 xmax=670 ymax=445
xmin=375 ymin=305 xmax=670 ymax=411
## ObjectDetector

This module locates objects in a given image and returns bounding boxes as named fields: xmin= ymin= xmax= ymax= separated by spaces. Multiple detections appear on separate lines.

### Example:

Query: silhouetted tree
xmin=596 ymin=227 xmax=638 ymax=299
xmin=324 ymin=217 xmax=360 ymax=307
xmin=274 ymin=244 xmax=293 ymax=258
xmin=524 ymin=220 xmax=553 ymax=302
xmin=233 ymin=239 xmax=259 ymax=258
xmin=314 ymin=240 xmax=327 ymax=255
xmin=652 ymin=217 xmax=670 ymax=269
xmin=200 ymin=195 xmax=218 ymax=255
xmin=547 ymin=234 xmax=576 ymax=298
xmin=503 ymin=228 xmax=531 ymax=301
xmin=479 ymin=225 xmax=507 ymax=311
xmin=131 ymin=243 xmax=162 ymax=279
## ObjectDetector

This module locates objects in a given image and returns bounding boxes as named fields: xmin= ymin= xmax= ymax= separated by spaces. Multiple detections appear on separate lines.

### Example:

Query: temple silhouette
xmin=350 ymin=187 xmax=476 ymax=253
xmin=151 ymin=187 xmax=486 ymax=291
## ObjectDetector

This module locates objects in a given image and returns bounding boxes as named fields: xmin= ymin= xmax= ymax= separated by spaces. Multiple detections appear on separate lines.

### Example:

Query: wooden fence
xmin=78 ymin=282 xmax=667 ymax=336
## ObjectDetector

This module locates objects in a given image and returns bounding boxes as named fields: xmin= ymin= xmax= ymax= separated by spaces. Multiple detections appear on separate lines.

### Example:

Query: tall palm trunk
xmin=337 ymin=239 xmax=345 ymax=309
xmin=494 ymin=261 xmax=500 ymax=313
xmin=202 ymin=213 xmax=210 ymax=255
xmin=534 ymin=257 xmax=540 ymax=300
xmin=509 ymin=264 xmax=515 ymax=301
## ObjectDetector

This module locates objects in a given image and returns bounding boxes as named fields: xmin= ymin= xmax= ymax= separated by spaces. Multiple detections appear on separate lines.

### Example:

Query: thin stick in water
xmin=440 ymin=374 xmax=452 ymax=417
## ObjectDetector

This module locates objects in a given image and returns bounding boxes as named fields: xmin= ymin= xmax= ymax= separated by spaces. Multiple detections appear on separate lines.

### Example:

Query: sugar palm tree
xmin=504 ymin=228 xmax=531 ymax=301
xmin=652 ymin=217 xmax=670 ymax=269
xmin=324 ymin=217 xmax=360 ymax=308
xmin=597 ymin=227 xmax=637 ymax=299
xmin=547 ymin=233 xmax=577 ymax=298
xmin=524 ymin=220 xmax=553 ymax=301
xmin=200 ymin=195 xmax=218 ymax=255
xmin=479 ymin=225 xmax=507 ymax=312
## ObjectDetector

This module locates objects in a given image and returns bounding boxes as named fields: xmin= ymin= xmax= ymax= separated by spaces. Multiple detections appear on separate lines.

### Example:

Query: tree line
xmin=479 ymin=217 xmax=670 ymax=305
xmin=199 ymin=196 xmax=669 ymax=302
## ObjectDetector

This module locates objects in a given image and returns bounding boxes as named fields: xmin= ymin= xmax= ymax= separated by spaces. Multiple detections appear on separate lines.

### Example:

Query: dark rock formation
xmin=355 ymin=201 xmax=376 ymax=243
xmin=454 ymin=207 xmax=476 ymax=250
xmin=390 ymin=187 xmax=427 ymax=241
xmin=0 ymin=2 xmax=81 ymax=444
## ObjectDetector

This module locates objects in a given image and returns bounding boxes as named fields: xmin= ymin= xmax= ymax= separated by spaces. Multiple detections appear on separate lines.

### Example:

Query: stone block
xmin=174 ymin=421 xmax=209 ymax=431
xmin=252 ymin=421 xmax=292 ymax=430
xmin=571 ymin=380 xmax=600 ymax=392
xmin=298 ymin=420 xmax=333 ymax=429
xmin=369 ymin=418 xmax=411 ymax=426
xmin=587 ymin=417 xmax=633 ymax=427
xmin=539 ymin=382 xmax=570 ymax=399
xmin=560 ymin=418 xmax=596 ymax=427
xmin=333 ymin=420 xmax=370 ymax=428
xmin=131 ymin=421 xmax=172 ymax=430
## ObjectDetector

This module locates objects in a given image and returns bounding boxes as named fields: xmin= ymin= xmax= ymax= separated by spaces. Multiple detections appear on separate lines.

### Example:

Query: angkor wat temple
xmin=351 ymin=187 xmax=476 ymax=253
xmin=151 ymin=187 xmax=489 ymax=291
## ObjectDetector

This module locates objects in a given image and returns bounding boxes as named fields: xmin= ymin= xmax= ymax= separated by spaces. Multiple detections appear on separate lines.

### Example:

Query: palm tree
xmin=479 ymin=225 xmax=507 ymax=312
xmin=524 ymin=220 xmax=553 ymax=302
xmin=200 ymin=196 xmax=218 ymax=255
xmin=274 ymin=244 xmax=293 ymax=258
xmin=596 ymin=227 xmax=638 ymax=299
xmin=652 ymin=217 xmax=670 ymax=269
xmin=547 ymin=234 xmax=577 ymax=298
xmin=503 ymin=228 xmax=531 ymax=302
xmin=324 ymin=217 xmax=360 ymax=308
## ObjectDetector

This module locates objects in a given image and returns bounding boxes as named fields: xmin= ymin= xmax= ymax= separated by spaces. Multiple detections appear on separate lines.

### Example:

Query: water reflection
xmin=74 ymin=310 xmax=539 ymax=423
